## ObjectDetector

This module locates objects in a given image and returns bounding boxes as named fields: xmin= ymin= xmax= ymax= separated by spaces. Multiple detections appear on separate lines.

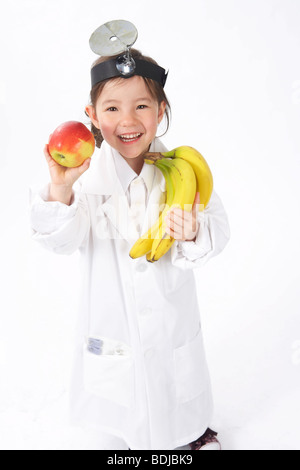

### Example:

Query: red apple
xmin=48 ymin=121 xmax=95 ymax=168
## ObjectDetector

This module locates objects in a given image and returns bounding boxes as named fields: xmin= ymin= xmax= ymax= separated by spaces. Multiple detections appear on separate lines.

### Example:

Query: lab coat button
xmin=136 ymin=263 xmax=147 ymax=273
xmin=145 ymin=348 xmax=154 ymax=359
xmin=141 ymin=308 xmax=151 ymax=316
xmin=115 ymin=348 xmax=124 ymax=355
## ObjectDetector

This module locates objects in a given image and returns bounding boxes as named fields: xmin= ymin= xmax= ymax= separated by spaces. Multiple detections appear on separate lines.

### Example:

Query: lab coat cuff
xmin=29 ymin=183 xmax=79 ymax=234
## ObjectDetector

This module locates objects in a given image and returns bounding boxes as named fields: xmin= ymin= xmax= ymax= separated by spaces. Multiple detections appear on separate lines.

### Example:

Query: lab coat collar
xmin=112 ymin=147 xmax=156 ymax=199
xmin=81 ymin=138 xmax=167 ymax=196
xmin=111 ymin=147 xmax=137 ymax=194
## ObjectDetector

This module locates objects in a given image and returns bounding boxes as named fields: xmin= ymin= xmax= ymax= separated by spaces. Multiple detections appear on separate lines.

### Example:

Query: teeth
xmin=119 ymin=133 xmax=142 ymax=142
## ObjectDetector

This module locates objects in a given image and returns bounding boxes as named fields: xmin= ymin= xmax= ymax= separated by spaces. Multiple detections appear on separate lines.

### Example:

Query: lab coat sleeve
xmin=170 ymin=190 xmax=230 ymax=269
xmin=29 ymin=182 xmax=90 ymax=255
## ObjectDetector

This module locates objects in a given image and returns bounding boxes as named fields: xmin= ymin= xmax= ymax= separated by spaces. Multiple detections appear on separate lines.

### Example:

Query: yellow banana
xmin=129 ymin=159 xmax=175 ymax=259
xmin=148 ymin=157 xmax=197 ymax=263
xmin=129 ymin=145 xmax=212 ymax=262
xmin=145 ymin=146 xmax=213 ymax=210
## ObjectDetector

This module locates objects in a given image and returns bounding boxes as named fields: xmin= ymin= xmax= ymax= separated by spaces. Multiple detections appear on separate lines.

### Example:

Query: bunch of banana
xmin=129 ymin=146 xmax=213 ymax=262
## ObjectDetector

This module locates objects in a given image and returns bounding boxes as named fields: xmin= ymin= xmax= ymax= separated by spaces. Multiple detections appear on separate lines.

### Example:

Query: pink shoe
xmin=189 ymin=428 xmax=221 ymax=450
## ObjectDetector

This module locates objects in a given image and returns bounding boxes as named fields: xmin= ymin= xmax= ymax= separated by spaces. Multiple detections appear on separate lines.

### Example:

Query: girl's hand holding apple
xmin=45 ymin=121 xmax=95 ymax=205
xmin=44 ymin=144 xmax=91 ymax=205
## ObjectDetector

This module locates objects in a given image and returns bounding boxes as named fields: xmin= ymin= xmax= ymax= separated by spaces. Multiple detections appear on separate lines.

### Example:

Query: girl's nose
xmin=119 ymin=111 xmax=138 ymax=127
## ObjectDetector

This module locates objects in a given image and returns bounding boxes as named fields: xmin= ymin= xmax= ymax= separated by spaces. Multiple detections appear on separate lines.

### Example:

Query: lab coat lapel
xmin=81 ymin=142 xmax=134 ymax=242
xmin=80 ymin=141 xmax=118 ymax=196
xmin=101 ymin=188 xmax=134 ymax=242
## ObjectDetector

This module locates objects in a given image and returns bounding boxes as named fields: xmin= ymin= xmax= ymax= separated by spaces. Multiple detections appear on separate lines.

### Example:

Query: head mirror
xmin=89 ymin=20 xmax=168 ymax=87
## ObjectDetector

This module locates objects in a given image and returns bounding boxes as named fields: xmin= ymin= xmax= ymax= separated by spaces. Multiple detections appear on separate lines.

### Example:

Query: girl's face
xmin=86 ymin=76 xmax=166 ymax=163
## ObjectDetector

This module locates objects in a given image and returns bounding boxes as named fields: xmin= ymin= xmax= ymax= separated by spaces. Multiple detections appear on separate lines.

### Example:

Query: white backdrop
xmin=0 ymin=0 xmax=299 ymax=450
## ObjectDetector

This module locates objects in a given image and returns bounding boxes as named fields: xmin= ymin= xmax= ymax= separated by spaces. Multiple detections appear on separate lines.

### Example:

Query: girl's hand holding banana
xmin=165 ymin=192 xmax=200 ymax=242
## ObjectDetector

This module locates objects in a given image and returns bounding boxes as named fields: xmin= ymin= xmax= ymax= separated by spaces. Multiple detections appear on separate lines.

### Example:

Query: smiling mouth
xmin=118 ymin=133 xmax=143 ymax=143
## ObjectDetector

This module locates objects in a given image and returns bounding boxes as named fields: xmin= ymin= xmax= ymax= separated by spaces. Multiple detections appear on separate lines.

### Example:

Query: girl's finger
xmin=192 ymin=192 xmax=201 ymax=214
xmin=166 ymin=225 xmax=184 ymax=240
xmin=166 ymin=211 xmax=192 ymax=230
xmin=165 ymin=225 xmax=176 ymax=239
xmin=77 ymin=158 xmax=91 ymax=175
xmin=165 ymin=215 xmax=185 ymax=239
xmin=169 ymin=207 xmax=194 ymax=222
xmin=44 ymin=144 xmax=53 ymax=162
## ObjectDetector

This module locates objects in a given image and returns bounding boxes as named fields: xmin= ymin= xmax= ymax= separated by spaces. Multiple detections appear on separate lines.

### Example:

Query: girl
xmin=30 ymin=47 xmax=230 ymax=450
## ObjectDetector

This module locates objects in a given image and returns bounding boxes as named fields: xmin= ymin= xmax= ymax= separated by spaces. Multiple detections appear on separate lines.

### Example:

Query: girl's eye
xmin=106 ymin=106 xmax=117 ymax=112
xmin=137 ymin=104 xmax=148 ymax=109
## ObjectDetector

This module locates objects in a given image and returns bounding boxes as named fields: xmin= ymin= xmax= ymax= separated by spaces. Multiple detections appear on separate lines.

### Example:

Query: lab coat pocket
xmin=174 ymin=329 xmax=209 ymax=403
xmin=83 ymin=341 xmax=134 ymax=408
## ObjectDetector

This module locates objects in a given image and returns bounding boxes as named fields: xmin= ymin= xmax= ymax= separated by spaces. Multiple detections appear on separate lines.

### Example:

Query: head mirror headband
xmin=89 ymin=20 xmax=168 ymax=88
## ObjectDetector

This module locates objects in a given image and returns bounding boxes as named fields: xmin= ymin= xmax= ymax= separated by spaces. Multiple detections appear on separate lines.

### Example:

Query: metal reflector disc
xmin=89 ymin=20 xmax=138 ymax=56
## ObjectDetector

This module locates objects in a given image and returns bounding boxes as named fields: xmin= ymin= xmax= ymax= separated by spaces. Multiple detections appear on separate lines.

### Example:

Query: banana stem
xmin=143 ymin=152 xmax=164 ymax=162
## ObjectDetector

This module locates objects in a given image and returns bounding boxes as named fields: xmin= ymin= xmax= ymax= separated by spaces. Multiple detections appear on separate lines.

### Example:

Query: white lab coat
xmin=30 ymin=138 xmax=230 ymax=450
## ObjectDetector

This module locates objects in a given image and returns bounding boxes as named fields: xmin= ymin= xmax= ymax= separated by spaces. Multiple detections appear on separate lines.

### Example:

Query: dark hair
xmin=86 ymin=49 xmax=171 ymax=148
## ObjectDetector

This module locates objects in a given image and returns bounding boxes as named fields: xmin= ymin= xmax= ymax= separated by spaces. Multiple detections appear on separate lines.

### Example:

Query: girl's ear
xmin=85 ymin=105 xmax=100 ymax=129
xmin=158 ymin=101 xmax=167 ymax=124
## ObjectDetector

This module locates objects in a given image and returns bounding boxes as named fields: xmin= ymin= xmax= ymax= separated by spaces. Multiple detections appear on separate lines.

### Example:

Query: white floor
xmin=1 ymin=372 xmax=298 ymax=450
